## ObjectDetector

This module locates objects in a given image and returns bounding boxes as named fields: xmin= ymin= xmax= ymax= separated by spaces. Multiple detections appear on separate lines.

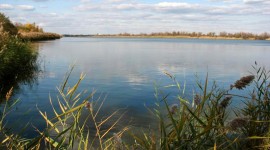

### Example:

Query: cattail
xmin=233 ymin=75 xmax=255 ymax=90
xmin=85 ymin=101 xmax=92 ymax=111
xmin=219 ymin=96 xmax=232 ymax=109
xmin=169 ymin=104 xmax=178 ymax=114
xmin=5 ymin=87 xmax=13 ymax=101
xmin=227 ymin=117 xmax=250 ymax=131
xmin=194 ymin=94 xmax=201 ymax=106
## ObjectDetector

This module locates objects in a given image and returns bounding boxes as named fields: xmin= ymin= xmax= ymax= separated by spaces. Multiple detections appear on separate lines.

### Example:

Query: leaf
xmin=183 ymin=103 xmax=206 ymax=127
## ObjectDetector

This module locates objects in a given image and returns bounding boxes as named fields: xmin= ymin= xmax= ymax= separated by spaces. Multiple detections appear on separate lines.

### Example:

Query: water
xmin=4 ymin=37 xmax=270 ymax=138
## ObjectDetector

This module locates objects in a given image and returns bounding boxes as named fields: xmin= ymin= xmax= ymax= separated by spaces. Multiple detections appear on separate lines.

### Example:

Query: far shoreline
xmin=63 ymin=35 xmax=270 ymax=41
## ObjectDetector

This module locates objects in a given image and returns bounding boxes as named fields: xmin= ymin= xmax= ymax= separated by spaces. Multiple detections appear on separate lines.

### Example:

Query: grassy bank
xmin=19 ymin=32 xmax=61 ymax=41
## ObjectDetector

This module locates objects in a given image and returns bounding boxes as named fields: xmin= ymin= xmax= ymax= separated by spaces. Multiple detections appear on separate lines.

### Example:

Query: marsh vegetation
xmin=1 ymin=64 xmax=270 ymax=149
xmin=0 ymin=14 xmax=39 ymax=98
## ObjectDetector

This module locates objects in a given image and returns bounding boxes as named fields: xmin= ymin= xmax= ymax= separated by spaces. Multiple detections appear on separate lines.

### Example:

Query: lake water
xmin=5 ymin=37 xmax=270 ymax=138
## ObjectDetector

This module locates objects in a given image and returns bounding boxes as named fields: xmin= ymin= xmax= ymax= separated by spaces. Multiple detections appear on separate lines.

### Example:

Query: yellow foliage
xmin=16 ymin=22 xmax=44 ymax=33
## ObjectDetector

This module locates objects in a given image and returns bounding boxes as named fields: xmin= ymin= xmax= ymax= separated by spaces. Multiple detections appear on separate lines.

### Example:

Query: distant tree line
xmin=113 ymin=31 xmax=270 ymax=40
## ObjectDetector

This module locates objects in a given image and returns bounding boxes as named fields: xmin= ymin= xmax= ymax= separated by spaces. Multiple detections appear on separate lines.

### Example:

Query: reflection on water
xmin=0 ymin=44 xmax=40 ymax=101
xmin=4 ymin=37 xmax=270 ymax=138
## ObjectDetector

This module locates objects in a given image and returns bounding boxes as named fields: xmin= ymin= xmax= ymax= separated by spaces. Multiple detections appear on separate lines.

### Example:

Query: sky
xmin=0 ymin=0 xmax=270 ymax=34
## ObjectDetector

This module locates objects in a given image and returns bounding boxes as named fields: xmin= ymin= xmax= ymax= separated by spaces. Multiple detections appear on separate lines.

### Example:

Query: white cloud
xmin=115 ymin=4 xmax=136 ymax=10
xmin=0 ymin=4 xmax=14 ymax=10
xmin=80 ymin=0 xmax=91 ymax=3
xmin=17 ymin=5 xmax=35 ymax=11
xmin=107 ymin=0 xmax=127 ymax=3
xmin=243 ymin=0 xmax=270 ymax=4
xmin=156 ymin=2 xmax=197 ymax=8
xmin=154 ymin=2 xmax=202 ymax=14
xmin=32 ymin=0 xmax=49 ymax=2
xmin=155 ymin=2 xmax=199 ymax=10
xmin=115 ymin=3 xmax=147 ymax=10
xmin=74 ymin=4 xmax=99 ymax=11
xmin=208 ymin=0 xmax=234 ymax=2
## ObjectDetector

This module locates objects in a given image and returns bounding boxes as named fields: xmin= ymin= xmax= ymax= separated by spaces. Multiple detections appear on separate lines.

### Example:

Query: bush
xmin=0 ymin=13 xmax=18 ymax=35
xmin=15 ymin=22 xmax=44 ymax=33
xmin=0 ymin=32 xmax=38 ymax=95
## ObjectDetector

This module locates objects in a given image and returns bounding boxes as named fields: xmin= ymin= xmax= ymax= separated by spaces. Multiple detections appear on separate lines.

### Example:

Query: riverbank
xmin=93 ymin=35 xmax=253 ymax=40
xmin=19 ymin=32 xmax=62 ymax=41
xmin=63 ymin=34 xmax=270 ymax=40
xmin=64 ymin=31 xmax=270 ymax=40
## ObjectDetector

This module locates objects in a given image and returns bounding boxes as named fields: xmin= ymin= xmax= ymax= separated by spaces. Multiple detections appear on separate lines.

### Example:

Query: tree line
xmin=112 ymin=31 xmax=270 ymax=40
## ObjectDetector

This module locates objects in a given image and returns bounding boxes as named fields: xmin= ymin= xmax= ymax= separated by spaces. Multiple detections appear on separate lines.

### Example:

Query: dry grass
xmin=19 ymin=32 xmax=61 ymax=41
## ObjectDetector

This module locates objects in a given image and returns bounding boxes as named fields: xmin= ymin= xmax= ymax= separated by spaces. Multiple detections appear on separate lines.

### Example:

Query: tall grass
xmin=0 ymin=67 xmax=129 ymax=149
xmin=132 ymin=63 xmax=270 ymax=149
xmin=1 ymin=64 xmax=270 ymax=149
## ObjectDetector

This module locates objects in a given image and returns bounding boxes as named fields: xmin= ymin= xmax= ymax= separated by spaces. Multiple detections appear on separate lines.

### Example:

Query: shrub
xmin=0 ymin=32 xmax=38 ymax=96
xmin=0 ymin=13 xmax=18 ymax=35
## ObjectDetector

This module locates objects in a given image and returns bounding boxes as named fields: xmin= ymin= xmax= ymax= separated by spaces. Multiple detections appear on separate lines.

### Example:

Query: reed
xmin=19 ymin=32 xmax=61 ymax=41
xmin=1 ymin=66 xmax=129 ymax=149
xmin=1 ymin=63 xmax=270 ymax=149
xmin=131 ymin=63 xmax=270 ymax=149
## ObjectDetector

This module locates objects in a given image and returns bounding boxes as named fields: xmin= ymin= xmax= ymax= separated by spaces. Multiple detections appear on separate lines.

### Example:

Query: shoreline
xmin=94 ymin=35 xmax=248 ymax=40
xmin=19 ymin=32 xmax=62 ymax=41
xmin=64 ymin=35 xmax=270 ymax=41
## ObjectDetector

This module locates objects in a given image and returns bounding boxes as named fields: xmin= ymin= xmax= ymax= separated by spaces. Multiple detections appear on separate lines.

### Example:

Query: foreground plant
xmin=1 ymin=67 xmax=128 ymax=149
xmin=1 ymin=64 xmax=270 ymax=149
xmin=36 ymin=67 xmax=129 ymax=149
xmin=134 ymin=63 xmax=270 ymax=150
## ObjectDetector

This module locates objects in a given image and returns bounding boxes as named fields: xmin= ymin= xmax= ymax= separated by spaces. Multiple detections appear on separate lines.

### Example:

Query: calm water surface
xmin=6 ymin=37 xmax=270 ymax=137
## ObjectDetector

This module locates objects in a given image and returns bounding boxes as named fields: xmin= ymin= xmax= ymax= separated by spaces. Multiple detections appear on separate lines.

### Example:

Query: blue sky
xmin=0 ymin=0 xmax=269 ymax=34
